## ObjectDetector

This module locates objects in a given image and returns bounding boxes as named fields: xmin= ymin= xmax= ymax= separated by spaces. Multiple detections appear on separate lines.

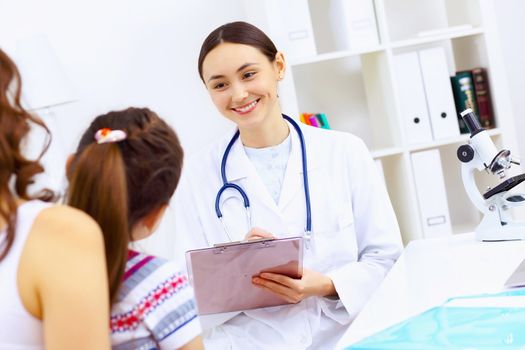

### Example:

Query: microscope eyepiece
xmin=460 ymin=108 xmax=484 ymax=137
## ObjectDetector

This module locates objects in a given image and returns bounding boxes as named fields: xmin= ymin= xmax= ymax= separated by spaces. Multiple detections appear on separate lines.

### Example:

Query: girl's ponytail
xmin=67 ymin=142 xmax=129 ymax=303
xmin=68 ymin=107 xmax=184 ymax=305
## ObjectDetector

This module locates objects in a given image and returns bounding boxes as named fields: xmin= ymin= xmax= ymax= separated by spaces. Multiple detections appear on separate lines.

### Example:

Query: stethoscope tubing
xmin=215 ymin=114 xmax=312 ymax=240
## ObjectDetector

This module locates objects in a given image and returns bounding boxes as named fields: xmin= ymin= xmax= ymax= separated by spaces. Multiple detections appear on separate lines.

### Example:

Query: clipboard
xmin=185 ymin=237 xmax=303 ymax=315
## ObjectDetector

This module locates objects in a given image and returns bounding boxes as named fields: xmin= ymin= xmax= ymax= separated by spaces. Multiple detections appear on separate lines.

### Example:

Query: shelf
xmin=452 ymin=222 xmax=477 ymax=235
xmin=289 ymin=45 xmax=386 ymax=67
xmin=270 ymin=1 xmax=514 ymax=245
xmin=390 ymin=27 xmax=484 ymax=49
xmin=370 ymin=147 xmax=404 ymax=159
xmin=408 ymin=128 xmax=502 ymax=152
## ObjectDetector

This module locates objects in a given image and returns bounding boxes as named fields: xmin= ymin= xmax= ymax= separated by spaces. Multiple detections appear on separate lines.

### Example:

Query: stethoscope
xmin=214 ymin=114 xmax=312 ymax=244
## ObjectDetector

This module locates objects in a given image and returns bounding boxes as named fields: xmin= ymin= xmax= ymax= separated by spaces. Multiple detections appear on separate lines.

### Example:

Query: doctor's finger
xmin=259 ymin=272 xmax=302 ymax=291
xmin=253 ymin=279 xmax=303 ymax=303
xmin=245 ymin=227 xmax=275 ymax=240
xmin=254 ymin=275 xmax=303 ymax=296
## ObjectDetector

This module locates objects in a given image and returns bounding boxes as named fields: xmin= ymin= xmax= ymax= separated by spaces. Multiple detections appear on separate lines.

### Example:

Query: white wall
xmin=0 ymin=0 xmax=249 ymax=258
xmin=0 ymin=0 xmax=247 ymax=154
xmin=493 ymin=0 xmax=525 ymax=160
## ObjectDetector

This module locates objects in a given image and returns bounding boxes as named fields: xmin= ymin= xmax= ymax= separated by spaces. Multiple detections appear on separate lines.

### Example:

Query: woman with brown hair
xmin=172 ymin=21 xmax=403 ymax=349
xmin=0 ymin=49 xmax=111 ymax=348
xmin=67 ymin=107 xmax=203 ymax=349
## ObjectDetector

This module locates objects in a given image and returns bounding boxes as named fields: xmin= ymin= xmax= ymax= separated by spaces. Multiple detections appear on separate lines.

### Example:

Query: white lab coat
xmin=172 ymin=121 xmax=403 ymax=349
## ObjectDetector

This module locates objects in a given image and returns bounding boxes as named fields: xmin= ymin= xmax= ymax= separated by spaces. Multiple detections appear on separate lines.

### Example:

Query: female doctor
xmin=173 ymin=21 xmax=403 ymax=349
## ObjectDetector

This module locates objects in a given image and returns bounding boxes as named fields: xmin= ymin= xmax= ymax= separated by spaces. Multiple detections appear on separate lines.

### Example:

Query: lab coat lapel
xmin=222 ymin=130 xmax=248 ymax=182
xmin=278 ymin=122 xmax=305 ymax=211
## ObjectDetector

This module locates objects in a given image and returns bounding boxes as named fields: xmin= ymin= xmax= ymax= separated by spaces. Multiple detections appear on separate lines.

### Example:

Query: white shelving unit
xmin=244 ymin=0 xmax=519 ymax=244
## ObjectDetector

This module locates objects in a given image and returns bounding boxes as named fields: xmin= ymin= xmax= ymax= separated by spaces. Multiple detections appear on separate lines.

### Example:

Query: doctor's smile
xmin=231 ymin=98 xmax=260 ymax=115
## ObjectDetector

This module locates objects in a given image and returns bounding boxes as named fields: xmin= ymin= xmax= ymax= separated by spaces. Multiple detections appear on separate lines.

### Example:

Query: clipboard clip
xmin=213 ymin=237 xmax=275 ymax=248
xmin=212 ymin=238 xmax=277 ymax=254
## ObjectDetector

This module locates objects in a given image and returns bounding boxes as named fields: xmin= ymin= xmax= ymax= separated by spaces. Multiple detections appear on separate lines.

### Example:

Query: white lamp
xmin=11 ymin=34 xmax=76 ymax=197
xmin=13 ymin=34 xmax=76 ymax=111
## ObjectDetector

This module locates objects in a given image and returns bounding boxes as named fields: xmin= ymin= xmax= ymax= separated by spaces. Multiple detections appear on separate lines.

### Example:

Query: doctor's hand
xmin=244 ymin=227 xmax=275 ymax=240
xmin=252 ymin=268 xmax=337 ymax=304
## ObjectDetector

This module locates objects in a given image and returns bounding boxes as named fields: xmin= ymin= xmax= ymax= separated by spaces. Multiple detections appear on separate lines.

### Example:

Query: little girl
xmin=67 ymin=107 xmax=203 ymax=349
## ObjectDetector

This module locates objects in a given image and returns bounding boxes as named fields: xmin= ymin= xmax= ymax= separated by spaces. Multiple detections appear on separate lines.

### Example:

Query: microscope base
xmin=476 ymin=224 xmax=525 ymax=241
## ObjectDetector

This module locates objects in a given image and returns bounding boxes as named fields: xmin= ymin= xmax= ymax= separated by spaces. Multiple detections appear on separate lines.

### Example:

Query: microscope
xmin=457 ymin=108 xmax=525 ymax=241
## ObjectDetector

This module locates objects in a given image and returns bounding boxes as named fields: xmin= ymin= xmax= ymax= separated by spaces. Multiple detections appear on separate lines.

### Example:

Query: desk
xmin=336 ymin=233 xmax=525 ymax=349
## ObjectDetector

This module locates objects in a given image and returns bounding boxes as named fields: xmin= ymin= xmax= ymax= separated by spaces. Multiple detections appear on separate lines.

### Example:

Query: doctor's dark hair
xmin=198 ymin=21 xmax=278 ymax=81
xmin=67 ymin=107 xmax=183 ymax=302
xmin=0 ymin=49 xmax=53 ymax=262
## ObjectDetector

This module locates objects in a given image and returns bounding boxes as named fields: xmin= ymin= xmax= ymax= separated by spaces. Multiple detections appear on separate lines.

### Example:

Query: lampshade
xmin=12 ymin=34 xmax=76 ymax=110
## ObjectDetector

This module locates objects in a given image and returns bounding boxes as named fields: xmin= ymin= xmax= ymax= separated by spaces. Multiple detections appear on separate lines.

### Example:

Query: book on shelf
xmin=472 ymin=67 xmax=495 ymax=129
xmin=299 ymin=113 xmax=331 ymax=129
xmin=450 ymin=71 xmax=477 ymax=134
xmin=450 ymin=68 xmax=496 ymax=134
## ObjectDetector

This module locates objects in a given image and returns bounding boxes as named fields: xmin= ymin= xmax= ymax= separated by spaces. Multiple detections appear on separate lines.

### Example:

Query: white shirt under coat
xmin=172 ymin=120 xmax=403 ymax=349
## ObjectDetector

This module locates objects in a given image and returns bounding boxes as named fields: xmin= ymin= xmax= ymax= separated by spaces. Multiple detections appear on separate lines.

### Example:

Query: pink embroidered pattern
xmin=110 ymin=274 xmax=188 ymax=332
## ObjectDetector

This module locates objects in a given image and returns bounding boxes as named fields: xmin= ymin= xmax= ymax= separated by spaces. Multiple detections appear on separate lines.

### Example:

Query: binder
xmin=329 ymin=0 xmax=380 ymax=51
xmin=186 ymin=237 xmax=303 ymax=315
xmin=410 ymin=149 xmax=452 ymax=238
xmin=418 ymin=47 xmax=460 ymax=140
xmin=393 ymin=52 xmax=433 ymax=145
xmin=243 ymin=0 xmax=317 ymax=61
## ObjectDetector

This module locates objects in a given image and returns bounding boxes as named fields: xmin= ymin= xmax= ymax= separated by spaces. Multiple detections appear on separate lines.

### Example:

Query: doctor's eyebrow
xmin=207 ymin=63 xmax=259 ymax=83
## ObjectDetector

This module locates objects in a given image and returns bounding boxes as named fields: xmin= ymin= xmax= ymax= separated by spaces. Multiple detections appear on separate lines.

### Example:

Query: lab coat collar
xmin=222 ymin=119 xmax=319 ymax=211
xmin=223 ymin=119 xmax=318 ymax=182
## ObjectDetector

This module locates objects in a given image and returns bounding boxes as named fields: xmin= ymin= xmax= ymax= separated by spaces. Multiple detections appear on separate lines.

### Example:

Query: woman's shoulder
xmin=38 ymin=204 xmax=99 ymax=227
xmin=33 ymin=204 xmax=104 ymax=249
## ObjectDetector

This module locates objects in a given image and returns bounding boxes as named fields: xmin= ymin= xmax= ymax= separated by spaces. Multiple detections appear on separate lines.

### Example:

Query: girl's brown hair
xmin=0 ymin=49 xmax=53 ymax=261
xmin=197 ymin=21 xmax=278 ymax=82
xmin=67 ymin=107 xmax=183 ymax=302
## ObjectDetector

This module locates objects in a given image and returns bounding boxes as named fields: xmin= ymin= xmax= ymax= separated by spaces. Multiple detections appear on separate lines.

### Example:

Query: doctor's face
xmin=201 ymin=43 xmax=285 ymax=131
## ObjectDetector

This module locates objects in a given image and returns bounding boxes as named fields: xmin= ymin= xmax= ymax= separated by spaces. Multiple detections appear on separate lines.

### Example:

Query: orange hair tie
xmin=95 ymin=128 xmax=127 ymax=144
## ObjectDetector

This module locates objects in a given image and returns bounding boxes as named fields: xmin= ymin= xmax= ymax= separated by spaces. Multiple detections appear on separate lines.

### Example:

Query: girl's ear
xmin=143 ymin=204 xmax=168 ymax=231
xmin=275 ymin=51 xmax=286 ymax=80
xmin=131 ymin=204 xmax=169 ymax=241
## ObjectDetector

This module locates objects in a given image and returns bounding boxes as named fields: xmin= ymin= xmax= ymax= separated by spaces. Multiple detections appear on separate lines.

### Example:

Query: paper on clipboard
xmin=185 ymin=236 xmax=303 ymax=315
